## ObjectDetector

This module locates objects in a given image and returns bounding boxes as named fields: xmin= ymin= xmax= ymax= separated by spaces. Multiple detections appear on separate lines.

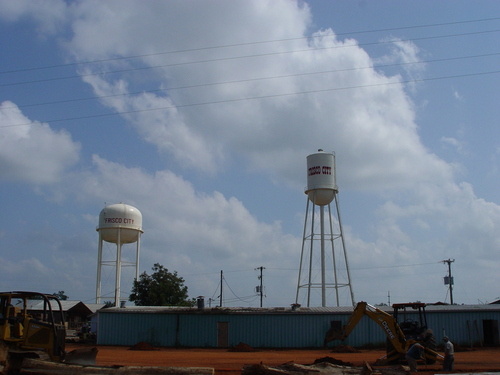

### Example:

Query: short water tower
xmin=96 ymin=203 xmax=143 ymax=306
xmin=296 ymin=150 xmax=354 ymax=307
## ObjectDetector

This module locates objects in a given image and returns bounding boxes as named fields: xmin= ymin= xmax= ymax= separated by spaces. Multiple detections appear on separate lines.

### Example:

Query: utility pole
xmin=219 ymin=270 xmax=223 ymax=307
xmin=255 ymin=266 xmax=265 ymax=307
xmin=442 ymin=259 xmax=455 ymax=304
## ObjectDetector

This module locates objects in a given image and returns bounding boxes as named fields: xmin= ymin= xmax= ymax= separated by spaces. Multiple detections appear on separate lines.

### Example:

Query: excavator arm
xmin=324 ymin=301 xmax=441 ymax=364
xmin=324 ymin=301 xmax=407 ymax=353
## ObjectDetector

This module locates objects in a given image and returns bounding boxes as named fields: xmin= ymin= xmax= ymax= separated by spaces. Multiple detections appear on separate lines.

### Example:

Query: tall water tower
xmin=295 ymin=150 xmax=355 ymax=307
xmin=96 ymin=203 xmax=143 ymax=306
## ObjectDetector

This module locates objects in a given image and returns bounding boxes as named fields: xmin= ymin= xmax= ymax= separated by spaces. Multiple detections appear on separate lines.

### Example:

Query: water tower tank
xmin=97 ymin=203 xmax=143 ymax=243
xmin=305 ymin=150 xmax=337 ymax=206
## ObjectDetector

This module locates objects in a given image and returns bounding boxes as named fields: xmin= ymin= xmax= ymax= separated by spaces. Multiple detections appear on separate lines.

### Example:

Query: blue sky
xmin=0 ymin=0 xmax=498 ymax=307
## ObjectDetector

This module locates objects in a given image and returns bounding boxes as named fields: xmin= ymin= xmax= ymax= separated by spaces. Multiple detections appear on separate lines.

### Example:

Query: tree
xmin=52 ymin=291 xmax=68 ymax=300
xmin=129 ymin=263 xmax=194 ymax=306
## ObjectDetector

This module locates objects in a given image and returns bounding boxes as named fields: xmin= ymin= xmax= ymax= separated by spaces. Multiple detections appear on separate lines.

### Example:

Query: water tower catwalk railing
xmin=295 ymin=150 xmax=355 ymax=307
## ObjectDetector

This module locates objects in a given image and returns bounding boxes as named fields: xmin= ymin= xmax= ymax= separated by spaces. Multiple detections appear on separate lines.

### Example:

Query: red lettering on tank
xmin=309 ymin=166 xmax=332 ymax=176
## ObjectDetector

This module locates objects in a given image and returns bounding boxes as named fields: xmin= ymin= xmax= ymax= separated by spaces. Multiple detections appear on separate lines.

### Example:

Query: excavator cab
xmin=392 ymin=302 xmax=435 ymax=344
xmin=392 ymin=302 xmax=437 ymax=363
xmin=393 ymin=303 xmax=428 ymax=338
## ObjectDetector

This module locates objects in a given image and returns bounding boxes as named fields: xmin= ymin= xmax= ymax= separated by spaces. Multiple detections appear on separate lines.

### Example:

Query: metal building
xmin=94 ymin=304 xmax=500 ymax=348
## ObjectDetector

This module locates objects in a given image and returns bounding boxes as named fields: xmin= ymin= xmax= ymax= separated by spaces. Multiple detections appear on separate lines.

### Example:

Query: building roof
xmin=28 ymin=300 xmax=105 ymax=315
xmin=97 ymin=303 xmax=500 ymax=315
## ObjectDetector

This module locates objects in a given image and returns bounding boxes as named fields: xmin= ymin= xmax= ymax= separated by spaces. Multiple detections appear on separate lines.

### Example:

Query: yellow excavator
xmin=1 ymin=291 xmax=214 ymax=375
xmin=324 ymin=301 xmax=440 ymax=365
xmin=0 ymin=291 xmax=97 ymax=374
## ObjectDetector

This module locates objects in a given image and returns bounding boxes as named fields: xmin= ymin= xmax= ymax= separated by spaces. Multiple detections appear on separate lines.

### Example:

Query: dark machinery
xmin=0 ymin=291 xmax=97 ymax=374
xmin=324 ymin=301 xmax=440 ymax=364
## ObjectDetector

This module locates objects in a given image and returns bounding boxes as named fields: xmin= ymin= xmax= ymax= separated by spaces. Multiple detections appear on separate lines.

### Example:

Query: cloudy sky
xmin=0 ymin=0 xmax=498 ymax=308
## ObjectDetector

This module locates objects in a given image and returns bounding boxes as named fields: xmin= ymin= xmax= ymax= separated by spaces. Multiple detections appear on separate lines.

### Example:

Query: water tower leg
xmin=334 ymin=195 xmax=355 ymax=306
xmin=320 ymin=205 xmax=326 ymax=307
xmin=307 ymin=202 xmax=316 ymax=306
xmin=296 ymin=193 xmax=355 ymax=307
xmin=295 ymin=198 xmax=309 ymax=304
xmin=114 ymin=229 xmax=122 ymax=307
xmin=96 ymin=235 xmax=103 ymax=303
xmin=135 ymin=233 xmax=141 ymax=281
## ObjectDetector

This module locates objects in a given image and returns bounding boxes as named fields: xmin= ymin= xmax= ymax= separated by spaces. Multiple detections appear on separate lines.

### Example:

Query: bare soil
xmin=67 ymin=344 xmax=500 ymax=375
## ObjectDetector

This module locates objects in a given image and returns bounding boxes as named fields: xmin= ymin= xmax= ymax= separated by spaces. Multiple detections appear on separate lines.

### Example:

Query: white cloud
xmin=54 ymin=155 xmax=299 ymax=301
xmin=0 ymin=1 xmax=498 ymax=305
xmin=453 ymin=90 xmax=464 ymax=101
xmin=375 ymin=37 xmax=426 ymax=92
xmin=441 ymin=136 xmax=466 ymax=155
xmin=0 ymin=0 xmax=67 ymax=35
xmin=66 ymin=7 xmax=452 ymax=193
xmin=0 ymin=101 xmax=80 ymax=184
xmin=80 ymin=74 xmax=222 ymax=173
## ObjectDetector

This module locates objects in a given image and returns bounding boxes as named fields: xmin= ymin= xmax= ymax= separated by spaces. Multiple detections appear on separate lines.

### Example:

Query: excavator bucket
xmin=324 ymin=327 xmax=344 ymax=345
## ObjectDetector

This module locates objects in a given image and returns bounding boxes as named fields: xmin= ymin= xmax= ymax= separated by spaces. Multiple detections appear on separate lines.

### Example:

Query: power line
xmin=267 ymin=260 xmax=442 ymax=272
xmin=2 ymin=69 xmax=498 ymax=129
xmin=1 ymin=16 xmax=498 ymax=75
xmin=4 ymin=51 xmax=498 ymax=111
xmin=221 ymin=272 xmax=258 ymax=305
xmin=2 ymin=29 xmax=499 ymax=88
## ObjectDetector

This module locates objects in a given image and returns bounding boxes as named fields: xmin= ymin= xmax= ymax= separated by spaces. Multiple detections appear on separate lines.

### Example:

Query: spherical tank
xmin=305 ymin=150 xmax=337 ymax=206
xmin=97 ymin=203 xmax=143 ymax=243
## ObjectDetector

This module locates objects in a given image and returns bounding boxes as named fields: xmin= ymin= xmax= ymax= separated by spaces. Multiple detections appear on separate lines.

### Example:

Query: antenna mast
xmin=219 ymin=270 xmax=223 ymax=307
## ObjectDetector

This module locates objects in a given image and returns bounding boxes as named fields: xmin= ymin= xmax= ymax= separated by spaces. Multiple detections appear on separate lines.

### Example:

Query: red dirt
xmin=66 ymin=344 xmax=500 ymax=375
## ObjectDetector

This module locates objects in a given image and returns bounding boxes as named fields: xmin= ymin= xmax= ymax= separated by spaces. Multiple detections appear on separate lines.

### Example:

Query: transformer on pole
xmin=442 ymin=258 xmax=455 ymax=304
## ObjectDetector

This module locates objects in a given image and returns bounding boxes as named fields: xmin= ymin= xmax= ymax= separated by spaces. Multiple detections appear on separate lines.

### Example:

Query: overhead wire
xmin=2 ymin=69 xmax=498 ymax=128
xmin=0 ymin=16 xmax=498 ymax=75
xmin=3 ymin=51 xmax=498 ymax=111
xmin=222 ymin=275 xmax=259 ymax=305
xmin=1 ymin=28 xmax=499 ymax=88
xmin=0 ymin=16 xmax=498 ymax=129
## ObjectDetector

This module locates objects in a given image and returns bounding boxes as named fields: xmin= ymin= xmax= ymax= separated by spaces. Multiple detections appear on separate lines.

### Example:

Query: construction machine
xmin=0 ymin=291 xmax=97 ymax=374
xmin=1 ymin=291 xmax=214 ymax=374
xmin=324 ymin=301 xmax=439 ymax=365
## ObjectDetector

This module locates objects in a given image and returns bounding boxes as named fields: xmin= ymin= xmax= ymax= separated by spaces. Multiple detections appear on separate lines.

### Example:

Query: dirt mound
xmin=330 ymin=345 xmax=360 ymax=353
xmin=228 ymin=342 xmax=257 ymax=352
xmin=129 ymin=341 xmax=158 ymax=351
xmin=313 ymin=356 xmax=354 ymax=366
xmin=243 ymin=360 xmax=360 ymax=375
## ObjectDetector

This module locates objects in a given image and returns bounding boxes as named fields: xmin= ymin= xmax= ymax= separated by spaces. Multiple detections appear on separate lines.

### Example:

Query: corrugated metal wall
xmin=97 ymin=311 xmax=341 ymax=347
xmin=96 ymin=307 xmax=500 ymax=348
xmin=426 ymin=310 xmax=499 ymax=346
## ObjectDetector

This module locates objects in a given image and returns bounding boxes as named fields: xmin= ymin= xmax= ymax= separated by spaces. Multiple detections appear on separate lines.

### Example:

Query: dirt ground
xmin=67 ymin=344 xmax=500 ymax=375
